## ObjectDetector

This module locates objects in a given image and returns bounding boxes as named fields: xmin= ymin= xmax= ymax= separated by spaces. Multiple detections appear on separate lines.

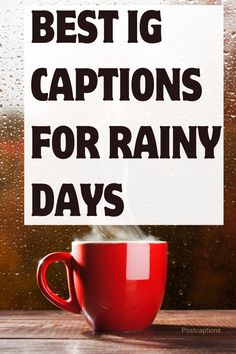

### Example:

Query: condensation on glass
xmin=0 ymin=0 xmax=235 ymax=310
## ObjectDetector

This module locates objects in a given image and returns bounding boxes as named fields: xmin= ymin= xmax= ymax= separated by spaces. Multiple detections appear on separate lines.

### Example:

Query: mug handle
xmin=37 ymin=252 xmax=81 ymax=314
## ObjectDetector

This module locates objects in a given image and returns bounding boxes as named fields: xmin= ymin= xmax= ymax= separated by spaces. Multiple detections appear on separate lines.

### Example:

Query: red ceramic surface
xmin=37 ymin=241 xmax=167 ymax=331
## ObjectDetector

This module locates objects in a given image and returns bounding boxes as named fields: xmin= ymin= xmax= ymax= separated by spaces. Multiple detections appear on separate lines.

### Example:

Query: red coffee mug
xmin=37 ymin=241 xmax=167 ymax=331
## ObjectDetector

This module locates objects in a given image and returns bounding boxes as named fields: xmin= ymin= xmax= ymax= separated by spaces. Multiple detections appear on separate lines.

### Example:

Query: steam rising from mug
xmin=81 ymin=226 xmax=157 ymax=241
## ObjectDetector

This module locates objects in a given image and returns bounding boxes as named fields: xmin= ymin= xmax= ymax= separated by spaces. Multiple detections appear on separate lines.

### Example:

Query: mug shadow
xmin=82 ymin=324 xmax=236 ymax=351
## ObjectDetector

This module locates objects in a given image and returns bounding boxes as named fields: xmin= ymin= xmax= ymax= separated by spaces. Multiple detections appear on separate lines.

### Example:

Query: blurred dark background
xmin=0 ymin=0 xmax=235 ymax=310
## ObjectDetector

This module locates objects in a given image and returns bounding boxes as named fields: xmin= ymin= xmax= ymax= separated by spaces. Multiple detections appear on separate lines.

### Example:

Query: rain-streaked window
xmin=0 ymin=0 xmax=235 ymax=310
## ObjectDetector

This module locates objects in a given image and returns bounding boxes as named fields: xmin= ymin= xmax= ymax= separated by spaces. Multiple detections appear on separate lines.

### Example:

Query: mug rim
xmin=72 ymin=240 xmax=167 ymax=245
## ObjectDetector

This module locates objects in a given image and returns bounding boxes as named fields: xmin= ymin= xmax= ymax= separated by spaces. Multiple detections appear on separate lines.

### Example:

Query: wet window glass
xmin=0 ymin=0 xmax=235 ymax=310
